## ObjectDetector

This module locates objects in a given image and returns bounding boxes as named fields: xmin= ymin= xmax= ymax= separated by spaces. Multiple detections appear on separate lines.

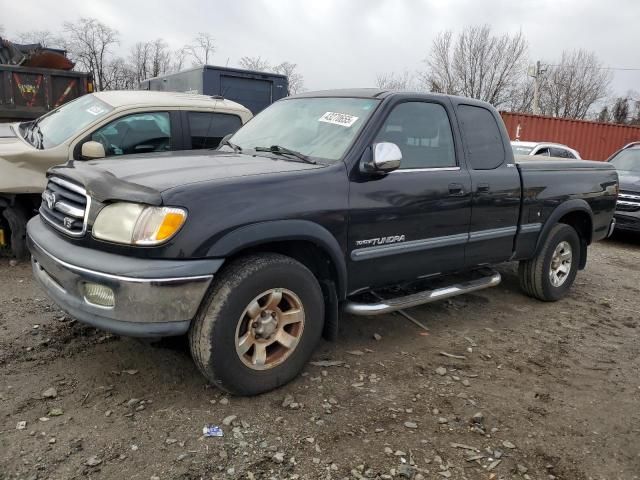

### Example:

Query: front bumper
xmin=614 ymin=210 xmax=640 ymax=232
xmin=27 ymin=217 xmax=222 ymax=337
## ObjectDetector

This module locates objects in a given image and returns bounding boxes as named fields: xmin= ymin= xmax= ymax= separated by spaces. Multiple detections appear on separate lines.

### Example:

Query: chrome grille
xmin=39 ymin=177 xmax=90 ymax=237
xmin=616 ymin=191 xmax=640 ymax=212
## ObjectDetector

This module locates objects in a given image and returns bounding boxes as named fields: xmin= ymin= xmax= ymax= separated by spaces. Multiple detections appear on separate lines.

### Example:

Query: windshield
xmin=229 ymin=97 xmax=380 ymax=162
xmin=511 ymin=145 xmax=534 ymax=155
xmin=20 ymin=95 xmax=114 ymax=149
xmin=609 ymin=148 xmax=640 ymax=173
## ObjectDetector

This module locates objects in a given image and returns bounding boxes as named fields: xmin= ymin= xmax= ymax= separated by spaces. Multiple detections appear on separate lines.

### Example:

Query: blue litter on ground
xmin=202 ymin=425 xmax=224 ymax=437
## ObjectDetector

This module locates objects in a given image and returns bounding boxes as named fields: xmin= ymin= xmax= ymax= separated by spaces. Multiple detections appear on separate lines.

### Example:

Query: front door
xmin=347 ymin=100 xmax=472 ymax=292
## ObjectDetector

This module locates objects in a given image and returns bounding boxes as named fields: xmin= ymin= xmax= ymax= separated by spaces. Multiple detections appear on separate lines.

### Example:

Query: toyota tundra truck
xmin=27 ymin=89 xmax=618 ymax=395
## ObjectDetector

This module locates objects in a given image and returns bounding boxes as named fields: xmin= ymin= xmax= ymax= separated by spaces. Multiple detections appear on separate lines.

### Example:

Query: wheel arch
xmin=535 ymin=199 xmax=593 ymax=269
xmin=206 ymin=220 xmax=347 ymax=300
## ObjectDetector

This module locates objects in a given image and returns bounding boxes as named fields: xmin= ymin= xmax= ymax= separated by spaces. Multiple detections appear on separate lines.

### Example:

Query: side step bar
xmin=343 ymin=271 xmax=501 ymax=316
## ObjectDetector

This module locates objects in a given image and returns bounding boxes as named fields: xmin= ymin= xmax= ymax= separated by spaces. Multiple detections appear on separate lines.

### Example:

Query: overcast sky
xmin=2 ymin=0 xmax=639 ymax=98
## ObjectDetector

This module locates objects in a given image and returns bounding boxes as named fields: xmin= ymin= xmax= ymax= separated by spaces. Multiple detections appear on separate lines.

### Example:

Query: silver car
xmin=511 ymin=141 xmax=582 ymax=159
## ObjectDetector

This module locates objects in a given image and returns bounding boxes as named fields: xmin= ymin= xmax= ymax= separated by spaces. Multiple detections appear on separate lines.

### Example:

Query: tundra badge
xmin=355 ymin=235 xmax=405 ymax=247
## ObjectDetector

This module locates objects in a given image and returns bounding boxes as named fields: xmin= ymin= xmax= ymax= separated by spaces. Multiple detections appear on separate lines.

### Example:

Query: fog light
xmin=83 ymin=282 xmax=115 ymax=308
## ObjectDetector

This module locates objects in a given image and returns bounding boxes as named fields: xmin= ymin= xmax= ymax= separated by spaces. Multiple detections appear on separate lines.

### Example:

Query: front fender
xmin=206 ymin=219 xmax=347 ymax=298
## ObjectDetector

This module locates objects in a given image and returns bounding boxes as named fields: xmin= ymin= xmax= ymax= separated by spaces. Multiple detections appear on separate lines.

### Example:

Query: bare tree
xmin=63 ymin=18 xmax=119 ymax=91
xmin=611 ymin=97 xmax=630 ymax=124
xmin=422 ymin=25 xmax=528 ymax=108
xmin=238 ymin=56 xmax=271 ymax=72
xmin=419 ymin=30 xmax=457 ymax=94
xmin=505 ymin=77 xmax=535 ymax=113
xmin=631 ymin=103 xmax=640 ymax=126
xmin=149 ymin=39 xmax=171 ymax=77
xmin=375 ymin=71 xmax=413 ymax=90
xmin=16 ymin=30 xmax=65 ymax=48
xmin=538 ymin=50 xmax=611 ymax=119
xmin=129 ymin=41 xmax=152 ymax=84
xmin=104 ymin=57 xmax=136 ymax=90
xmin=597 ymin=106 xmax=611 ymax=123
xmin=170 ymin=47 xmax=188 ymax=73
xmin=184 ymin=33 xmax=215 ymax=66
xmin=273 ymin=61 xmax=304 ymax=94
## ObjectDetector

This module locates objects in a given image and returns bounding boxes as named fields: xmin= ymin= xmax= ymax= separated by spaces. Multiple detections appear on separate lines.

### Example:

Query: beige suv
xmin=0 ymin=91 xmax=252 ymax=257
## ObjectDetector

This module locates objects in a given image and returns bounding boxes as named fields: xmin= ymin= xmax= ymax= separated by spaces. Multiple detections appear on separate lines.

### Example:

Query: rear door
xmin=454 ymin=103 xmax=521 ymax=266
xmin=347 ymin=99 xmax=472 ymax=291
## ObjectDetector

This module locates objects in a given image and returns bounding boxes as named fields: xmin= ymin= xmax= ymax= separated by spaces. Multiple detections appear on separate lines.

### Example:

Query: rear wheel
xmin=189 ymin=253 xmax=324 ymax=395
xmin=518 ymin=223 xmax=580 ymax=301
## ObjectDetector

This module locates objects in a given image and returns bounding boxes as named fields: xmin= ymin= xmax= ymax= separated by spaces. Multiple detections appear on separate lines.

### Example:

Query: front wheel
xmin=189 ymin=253 xmax=324 ymax=395
xmin=518 ymin=223 xmax=581 ymax=301
xmin=2 ymin=204 xmax=29 ymax=260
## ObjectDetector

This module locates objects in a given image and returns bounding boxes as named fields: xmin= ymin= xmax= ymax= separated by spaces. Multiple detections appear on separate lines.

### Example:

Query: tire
xmin=518 ymin=223 xmax=581 ymax=302
xmin=2 ymin=204 xmax=29 ymax=260
xmin=189 ymin=253 xmax=324 ymax=396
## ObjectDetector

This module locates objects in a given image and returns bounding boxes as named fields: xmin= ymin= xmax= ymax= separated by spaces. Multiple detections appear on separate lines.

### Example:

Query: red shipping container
xmin=500 ymin=112 xmax=640 ymax=161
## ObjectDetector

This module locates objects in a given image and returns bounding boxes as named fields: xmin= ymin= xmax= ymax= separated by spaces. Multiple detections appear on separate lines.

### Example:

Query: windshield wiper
xmin=219 ymin=137 xmax=242 ymax=153
xmin=254 ymin=145 xmax=316 ymax=164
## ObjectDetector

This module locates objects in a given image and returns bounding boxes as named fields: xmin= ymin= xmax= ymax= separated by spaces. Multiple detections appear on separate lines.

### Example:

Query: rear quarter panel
xmin=516 ymin=159 xmax=618 ymax=257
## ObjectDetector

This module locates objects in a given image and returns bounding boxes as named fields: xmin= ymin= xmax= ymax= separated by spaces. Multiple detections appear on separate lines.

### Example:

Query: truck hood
xmin=617 ymin=171 xmax=640 ymax=192
xmin=50 ymin=149 xmax=324 ymax=205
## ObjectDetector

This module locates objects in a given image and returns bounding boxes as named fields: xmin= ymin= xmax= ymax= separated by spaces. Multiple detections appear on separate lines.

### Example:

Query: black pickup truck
xmin=27 ymin=89 xmax=618 ymax=395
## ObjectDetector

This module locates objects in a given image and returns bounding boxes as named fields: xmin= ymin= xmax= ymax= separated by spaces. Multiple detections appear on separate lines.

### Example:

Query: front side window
xmin=374 ymin=101 xmax=456 ymax=169
xmin=229 ymin=97 xmax=380 ymax=162
xmin=534 ymin=147 xmax=551 ymax=157
xmin=188 ymin=112 xmax=242 ymax=149
xmin=90 ymin=112 xmax=171 ymax=157
xmin=20 ymin=94 xmax=114 ymax=149
xmin=609 ymin=148 xmax=640 ymax=172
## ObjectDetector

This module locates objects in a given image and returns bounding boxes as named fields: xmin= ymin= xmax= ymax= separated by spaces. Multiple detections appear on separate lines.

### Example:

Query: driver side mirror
xmin=81 ymin=141 xmax=106 ymax=160
xmin=220 ymin=133 xmax=232 ymax=145
xmin=362 ymin=142 xmax=402 ymax=174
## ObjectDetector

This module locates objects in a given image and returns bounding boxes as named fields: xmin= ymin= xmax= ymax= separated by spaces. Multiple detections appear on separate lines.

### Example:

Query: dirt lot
xmin=1 ymin=235 xmax=639 ymax=480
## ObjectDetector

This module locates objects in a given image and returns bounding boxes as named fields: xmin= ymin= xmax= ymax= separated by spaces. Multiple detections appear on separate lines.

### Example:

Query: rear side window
xmin=188 ymin=112 xmax=242 ymax=149
xmin=457 ymin=105 xmax=505 ymax=170
xmin=550 ymin=147 xmax=575 ymax=159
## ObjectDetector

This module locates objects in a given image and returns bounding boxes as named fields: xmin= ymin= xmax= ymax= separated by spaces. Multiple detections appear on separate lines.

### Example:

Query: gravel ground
xmin=1 ymin=234 xmax=639 ymax=480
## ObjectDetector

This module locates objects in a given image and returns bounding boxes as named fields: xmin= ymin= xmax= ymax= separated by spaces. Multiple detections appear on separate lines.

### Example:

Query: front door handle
xmin=448 ymin=183 xmax=465 ymax=196
xmin=477 ymin=183 xmax=490 ymax=193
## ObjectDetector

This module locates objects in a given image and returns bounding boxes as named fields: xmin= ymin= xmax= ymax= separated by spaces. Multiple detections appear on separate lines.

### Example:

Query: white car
xmin=0 ymin=91 xmax=252 ymax=258
xmin=511 ymin=141 xmax=581 ymax=159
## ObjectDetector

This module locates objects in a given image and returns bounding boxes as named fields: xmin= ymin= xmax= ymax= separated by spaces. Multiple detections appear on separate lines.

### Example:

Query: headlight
xmin=92 ymin=203 xmax=187 ymax=245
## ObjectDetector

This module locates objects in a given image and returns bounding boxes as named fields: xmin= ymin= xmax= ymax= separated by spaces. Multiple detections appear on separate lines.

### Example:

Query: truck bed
xmin=514 ymin=156 xmax=618 ymax=253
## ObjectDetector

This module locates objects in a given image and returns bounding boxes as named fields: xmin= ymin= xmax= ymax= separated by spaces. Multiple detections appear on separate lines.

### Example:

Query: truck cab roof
xmin=289 ymin=88 xmax=497 ymax=108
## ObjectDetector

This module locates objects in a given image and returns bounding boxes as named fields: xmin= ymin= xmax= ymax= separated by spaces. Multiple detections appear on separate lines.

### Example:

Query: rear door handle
xmin=448 ymin=183 xmax=465 ymax=196
xmin=477 ymin=183 xmax=490 ymax=193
